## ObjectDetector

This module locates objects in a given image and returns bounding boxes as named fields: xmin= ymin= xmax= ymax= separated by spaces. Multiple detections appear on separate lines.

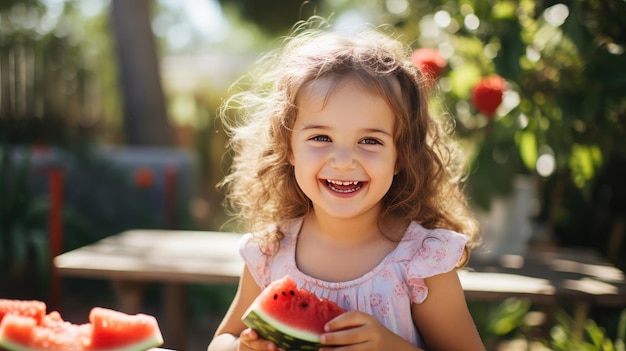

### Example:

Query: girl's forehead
xmin=295 ymin=73 xmax=404 ymax=120
xmin=294 ymin=76 xmax=396 ymax=131
xmin=297 ymin=74 xmax=382 ymax=106
xmin=297 ymin=77 xmax=337 ymax=104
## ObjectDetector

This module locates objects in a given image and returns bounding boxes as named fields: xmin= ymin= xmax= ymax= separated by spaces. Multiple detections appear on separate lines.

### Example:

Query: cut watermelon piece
xmin=89 ymin=307 xmax=163 ymax=351
xmin=242 ymin=275 xmax=345 ymax=351
xmin=0 ymin=300 xmax=47 ymax=325
xmin=0 ymin=303 xmax=163 ymax=351
xmin=0 ymin=312 xmax=90 ymax=351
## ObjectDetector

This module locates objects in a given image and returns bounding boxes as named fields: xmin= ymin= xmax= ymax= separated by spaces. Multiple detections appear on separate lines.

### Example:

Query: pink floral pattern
xmin=239 ymin=218 xmax=468 ymax=347
xmin=394 ymin=283 xmax=408 ymax=297
xmin=370 ymin=293 xmax=383 ymax=307
xmin=378 ymin=301 xmax=390 ymax=317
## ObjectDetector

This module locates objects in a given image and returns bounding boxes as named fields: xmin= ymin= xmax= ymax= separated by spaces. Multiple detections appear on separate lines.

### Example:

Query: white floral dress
xmin=239 ymin=218 xmax=468 ymax=347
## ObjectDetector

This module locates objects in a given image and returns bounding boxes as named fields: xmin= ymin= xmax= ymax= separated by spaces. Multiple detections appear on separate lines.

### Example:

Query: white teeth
xmin=327 ymin=180 xmax=359 ymax=186
xmin=325 ymin=179 xmax=362 ymax=193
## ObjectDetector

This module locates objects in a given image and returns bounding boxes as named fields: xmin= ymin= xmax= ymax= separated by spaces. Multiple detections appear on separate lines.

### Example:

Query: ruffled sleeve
xmin=238 ymin=233 xmax=272 ymax=288
xmin=238 ymin=219 xmax=303 ymax=289
xmin=394 ymin=224 xmax=469 ymax=304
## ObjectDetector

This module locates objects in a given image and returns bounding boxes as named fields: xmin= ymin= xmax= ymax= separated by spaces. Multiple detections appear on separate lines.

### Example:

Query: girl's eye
xmin=359 ymin=138 xmax=383 ymax=145
xmin=310 ymin=135 xmax=331 ymax=142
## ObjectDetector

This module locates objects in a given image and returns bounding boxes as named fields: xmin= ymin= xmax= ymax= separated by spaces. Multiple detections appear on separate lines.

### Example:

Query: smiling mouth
xmin=325 ymin=179 xmax=363 ymax=193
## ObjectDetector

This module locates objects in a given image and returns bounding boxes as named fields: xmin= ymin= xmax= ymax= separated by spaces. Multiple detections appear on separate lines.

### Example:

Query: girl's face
xmin=289 ymin=77 xmax=398 ymax=221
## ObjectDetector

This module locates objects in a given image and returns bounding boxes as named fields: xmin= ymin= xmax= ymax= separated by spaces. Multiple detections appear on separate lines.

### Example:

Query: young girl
xmin=208 ymin=23 xmax=485 ymax=351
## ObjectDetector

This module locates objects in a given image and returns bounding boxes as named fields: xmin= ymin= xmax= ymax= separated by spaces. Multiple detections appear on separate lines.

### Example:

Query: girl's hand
xmin=239 ymin=328 xmax=284 ymax=351
xmin=319 ymin=311 xmax=412 ymax=351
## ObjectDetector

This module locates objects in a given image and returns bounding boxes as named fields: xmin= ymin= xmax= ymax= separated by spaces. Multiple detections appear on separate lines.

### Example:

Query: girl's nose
xmin=329 ymin=146 xmax=357 ymax=170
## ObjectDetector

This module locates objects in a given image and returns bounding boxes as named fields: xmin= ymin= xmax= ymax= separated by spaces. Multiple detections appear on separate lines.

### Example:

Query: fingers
xmin=321 ymin=327 xmax=368 ymax=347
xmin=239 ymin=328 xmax=281 ymax=351
xmin=324 ymin=310 xmax=371 ymax=332
xmin=320 ymin=311 xmax=373 ymax=347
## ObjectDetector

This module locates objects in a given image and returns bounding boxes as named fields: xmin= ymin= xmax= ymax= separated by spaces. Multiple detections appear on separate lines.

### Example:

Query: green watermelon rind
xmin=0 ymin=317 xmax=163 ymax=351
xmin=95 ymin=337 xmax=163 ymax=351
xmin=242 ymin=308 xmax=323 ymax=351
xmin=0 ymin=338 xmax=37 ymax=351
xmin=89 ymin=335 xmax=164 ymax=351
xmin=0 ymin=336 xmax=163 ymax=351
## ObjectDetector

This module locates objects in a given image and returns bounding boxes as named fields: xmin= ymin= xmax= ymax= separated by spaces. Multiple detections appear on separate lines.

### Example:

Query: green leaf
xmin=584 ymin=319 xmax=605 ymax=346
xmin=449 ymin=64 xmax=481 ymax=99
xmin=551 ymin=324 xmax=570 ymax=348
xmin=603 ymin=338 xmax=617 ymax=351
xmin=492 ymin=1 xmax=517 ymax=20
xmin=616 ymin=310 xmax=626 ymax=351
xmin=518 ymin=131 xmax=538 ymax=171
xmin=569 ymin=144 xmax=603 ymax=189
xmin=487 ymin=298 xmax=531 ymax=336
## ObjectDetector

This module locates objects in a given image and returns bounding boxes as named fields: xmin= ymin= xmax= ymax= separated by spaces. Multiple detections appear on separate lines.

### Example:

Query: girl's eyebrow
xmin=298 ymin=123 xmax=329 ymax=131
xmin=299 ymin=123 xmax=392 ymax=137
xmin=363 ymin=127 xmax=393 ymax=137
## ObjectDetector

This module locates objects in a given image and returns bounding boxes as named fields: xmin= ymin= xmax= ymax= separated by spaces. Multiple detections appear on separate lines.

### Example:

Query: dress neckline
xmin=284 ymin=218 xmax=418 ymax=289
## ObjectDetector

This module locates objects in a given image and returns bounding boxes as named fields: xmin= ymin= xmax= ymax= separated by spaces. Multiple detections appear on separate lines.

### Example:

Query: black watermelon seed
xmin=301 ymin=302 xmax=308 ymax=308
xmin=290 ymin=290 xmax=295 ymax=295
xmin=273 ymin=294 xmax=278 ymax=300
xmin=282 ymin=291 xmax=287 ymax=296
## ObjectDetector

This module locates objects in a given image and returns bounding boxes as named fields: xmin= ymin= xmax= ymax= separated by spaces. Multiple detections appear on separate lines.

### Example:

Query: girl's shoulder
xmin=239 ymin=218 xmax=302 ymax=250
xmin=394 ymin=222 xmax=469 ymax=277
xmin=239 ymin=218 xmax=301 ymax=261
xmin=400 ymin=221 xmax=469 ymax=245
xmin=238 ymin=218 xmax=302 ymax=287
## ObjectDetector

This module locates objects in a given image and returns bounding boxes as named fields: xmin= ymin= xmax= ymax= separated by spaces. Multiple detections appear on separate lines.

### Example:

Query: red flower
xmin=472 ymin=75 xmax=506 ymax=117
xmin=411 ymin=48 xmax=447 ymax=81
xmin=134 ymin=167 xmax=154 ymax=189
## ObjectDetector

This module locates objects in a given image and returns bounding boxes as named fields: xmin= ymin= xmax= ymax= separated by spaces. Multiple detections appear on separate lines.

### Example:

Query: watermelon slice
xmin=0 ymin=300 xmax=47 ymax=325
xmin=0 ymin=301 xmax=163 ymax=351
xmin=242 ymin=275 xmax=345 ymax=351
xmin=0 ymin=312 xmax=91 ymax=351
xmin=89 ymin=307 xmax=163 ymax=351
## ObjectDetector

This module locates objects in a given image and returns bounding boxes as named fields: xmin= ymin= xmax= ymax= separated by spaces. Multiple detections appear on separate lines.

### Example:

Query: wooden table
xmin=461 ymin=248 xmax=626 ymax=335
xmin=54 ymin=230 xmax=244 ymax=350
xmin=54 ymin=230 xmax=626 ymax=350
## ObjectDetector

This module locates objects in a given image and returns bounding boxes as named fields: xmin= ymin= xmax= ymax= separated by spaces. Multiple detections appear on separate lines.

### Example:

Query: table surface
xmin=54 ymin=230 xmax=244 ymax=284
xmin=54 ymin=229 xmax=626 ymax=306
xmin=461 ymin=249 xmax=626 ymax=306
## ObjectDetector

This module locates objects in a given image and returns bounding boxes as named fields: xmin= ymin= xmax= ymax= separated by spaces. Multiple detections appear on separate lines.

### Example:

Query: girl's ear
xmin=288 ymin=152 xmax=295 ymax=166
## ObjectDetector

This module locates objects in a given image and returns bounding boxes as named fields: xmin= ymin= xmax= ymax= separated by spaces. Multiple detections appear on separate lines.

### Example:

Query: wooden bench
xmin=54 ymin=229 xmax=626 ymax=350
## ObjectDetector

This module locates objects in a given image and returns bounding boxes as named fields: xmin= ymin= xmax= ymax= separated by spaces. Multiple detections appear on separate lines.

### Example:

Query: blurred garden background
xmin=1 ymin=0 xmax=625 ymax=349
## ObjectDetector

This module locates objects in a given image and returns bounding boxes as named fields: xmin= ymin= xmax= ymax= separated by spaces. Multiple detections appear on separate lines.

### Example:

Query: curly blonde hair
xmin=218 ymin=23 xmax=479 ymax=264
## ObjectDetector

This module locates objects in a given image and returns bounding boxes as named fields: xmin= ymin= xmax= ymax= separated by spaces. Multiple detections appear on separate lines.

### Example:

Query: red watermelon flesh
xmin=89 ymin=307 xmax=163 ymax=351
xmin=242 ymin=275 xmax=345 ymax=350
xmin=0 ymin=302 xmax=163 ymax=351
xmin=0 ymin=300 xmax=46 ymax=325
xmin=0 ymin=312 xmax=90 ymax=351
xmin=39 ymin=312 xmax=91 ymax=350
xmin=0 ymin=314 xmax=39 ymax=349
